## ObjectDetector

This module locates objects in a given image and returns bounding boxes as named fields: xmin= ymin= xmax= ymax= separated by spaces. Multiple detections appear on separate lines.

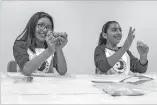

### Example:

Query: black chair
xmin=7 ymin=61 xmax=17 ymax=72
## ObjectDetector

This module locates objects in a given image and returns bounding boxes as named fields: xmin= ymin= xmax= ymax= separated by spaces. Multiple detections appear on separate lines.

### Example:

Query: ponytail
xmin=98 ymin=32 xmax=107 ymax=46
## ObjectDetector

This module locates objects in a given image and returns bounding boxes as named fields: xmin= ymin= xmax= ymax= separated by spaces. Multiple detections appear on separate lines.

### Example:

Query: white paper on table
xmin=90 ymin=73 xmax=157 ymax=96
xmin=91 ymin=74 xmax=131 ymax=83
xmin=91 ymin=73 xmax=156 ymax=83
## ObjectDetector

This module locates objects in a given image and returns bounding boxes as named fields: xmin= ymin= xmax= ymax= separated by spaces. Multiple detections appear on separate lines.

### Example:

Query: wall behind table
xmin=0 ymin=1 xmax=157 ymax=74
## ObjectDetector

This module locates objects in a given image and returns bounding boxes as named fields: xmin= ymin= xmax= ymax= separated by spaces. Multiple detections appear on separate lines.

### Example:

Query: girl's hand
xmin=123 ymin=27 xmax=135 ymax=50
xmin=46 ymin=31 xmax=58 ymax=53
xmin=56 ymin=32 xmax=68 ymax=49
xmin=137 ymin=41 xmax=149 ymax=56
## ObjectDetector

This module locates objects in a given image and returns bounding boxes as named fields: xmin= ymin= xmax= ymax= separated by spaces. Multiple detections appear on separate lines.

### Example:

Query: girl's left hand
xmin=56 ymin=32 xmax=68 ymax=49
xmin=137 ymin=41 xmax=149 ymax=56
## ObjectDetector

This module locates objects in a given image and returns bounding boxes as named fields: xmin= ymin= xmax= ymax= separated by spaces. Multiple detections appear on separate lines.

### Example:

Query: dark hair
xmin=16 ymin=12 xmax=54 ymax=53
xmin=98 ymin=21 xmax=118 ymax=46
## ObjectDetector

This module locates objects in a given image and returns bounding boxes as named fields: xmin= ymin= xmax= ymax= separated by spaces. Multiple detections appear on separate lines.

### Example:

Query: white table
xmin=1 ymin=72 xmax=157 ymax=104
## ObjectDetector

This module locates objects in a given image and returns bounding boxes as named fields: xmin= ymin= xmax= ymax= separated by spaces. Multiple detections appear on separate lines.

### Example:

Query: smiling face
xmin=106 ymin=22 xmax=122 ymax=45
xmin=35 ymin=17 xmax=52 ymax=42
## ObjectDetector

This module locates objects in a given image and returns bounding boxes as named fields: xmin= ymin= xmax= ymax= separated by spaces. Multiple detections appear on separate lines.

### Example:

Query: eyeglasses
xmin=37 ymin=23 xmax=52 ymax=31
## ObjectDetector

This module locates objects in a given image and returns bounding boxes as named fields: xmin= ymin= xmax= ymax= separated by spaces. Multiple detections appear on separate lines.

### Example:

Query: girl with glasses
xmin=13 ymin=12 xmax=68 ymax=76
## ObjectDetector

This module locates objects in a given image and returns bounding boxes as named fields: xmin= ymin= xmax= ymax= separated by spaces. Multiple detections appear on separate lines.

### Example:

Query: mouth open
xmin=114 ymin=37 xmax=121 ymax=41
xmin=40 ymin=33 xmax=46 ymax=37
xmin=37 ymin=34 xmax=46 ymax=40
xmin=114 ymin=34 xmax=122 ymax=40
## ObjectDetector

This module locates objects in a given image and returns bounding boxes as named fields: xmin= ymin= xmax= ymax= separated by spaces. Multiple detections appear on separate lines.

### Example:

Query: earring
xmin=102 ymin=33 xmax=107 ymax=39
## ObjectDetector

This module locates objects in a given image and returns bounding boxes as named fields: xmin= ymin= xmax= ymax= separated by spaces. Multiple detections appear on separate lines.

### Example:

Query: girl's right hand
xmin=46 ymin=31 xmax=58 ymax=53
xmin=123 ymin=27 xmax=135 ymax=50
